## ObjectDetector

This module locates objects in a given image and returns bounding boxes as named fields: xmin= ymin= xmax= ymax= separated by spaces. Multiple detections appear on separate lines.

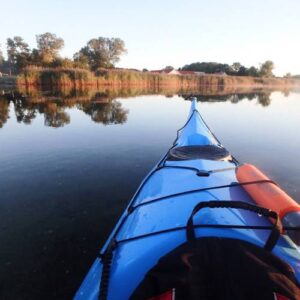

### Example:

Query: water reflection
xmin=0 ymin=91 xmax=129 ymax=128
xmin=0 ymin=86 xmax=297 ymax=129
xmin=182 ymin=91 xmax=272 ymax=106
xmin=43 ymin=103 xmax=70 ymax=128
xmin=14 ymin=98 xmax=37 ymax=125
xmin=79 ymin=101 xmax=128 ymax=125
xmin=0 ymin=86 xmax=299 ymax=300
xmin=0 ymin=98 xmax=9 ymax=128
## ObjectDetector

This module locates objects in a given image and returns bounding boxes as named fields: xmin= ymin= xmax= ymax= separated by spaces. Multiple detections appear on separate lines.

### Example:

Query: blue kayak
xmin=75 ymin=99 xmax=300 ymax=300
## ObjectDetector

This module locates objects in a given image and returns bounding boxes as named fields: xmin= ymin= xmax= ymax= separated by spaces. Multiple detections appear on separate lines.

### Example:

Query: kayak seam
xmin=173 ymin=109 xmax=199 ymax=145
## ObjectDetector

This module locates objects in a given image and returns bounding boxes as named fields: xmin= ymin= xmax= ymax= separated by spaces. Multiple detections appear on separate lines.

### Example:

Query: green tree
xmin=284 ymin=72 xmax=291 ymax=78
xmin=164 ymin=66 xmax=174 ymax=71
xmin=0 ymin=44 xmax=4 ymax=66
xmin=259 ymin=60 xmax=274 ymax=77
xmin=77 ymin=37 xmax=127 ymax=70
xmin=51 ymin=57 xmax=74 ymax=68
xmin=182 ymin=62 xmax=230 ymax=74
xmin=237 ymin=66 xmax=248 ymax=76
xmin=231 ymin=62 xmax=242 ymax=72
xmin=247 ymin=66 xmax=259 ymax=77
xmin=6 ymin=36 xmax=30 ymax=73
xmin=36 ymin=32 xmax=64 ymax=65
xmin=73 ymin=51 xmax=90 ymax=69
xmin=29 ymin=48 xmax=41 ymax=66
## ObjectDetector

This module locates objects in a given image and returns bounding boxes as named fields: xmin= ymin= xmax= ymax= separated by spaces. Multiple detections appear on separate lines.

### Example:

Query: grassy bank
xmin=16 ymin=66 xmax=300 ymax=90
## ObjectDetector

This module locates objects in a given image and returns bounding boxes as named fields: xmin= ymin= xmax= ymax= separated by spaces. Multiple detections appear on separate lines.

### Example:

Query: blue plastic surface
xmin=74 ymin=100 xmax=300 ymax=300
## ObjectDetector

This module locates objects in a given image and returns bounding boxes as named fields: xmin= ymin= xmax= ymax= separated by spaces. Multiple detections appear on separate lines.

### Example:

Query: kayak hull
xmin=74 ymin=100 xmax=300 ymax=300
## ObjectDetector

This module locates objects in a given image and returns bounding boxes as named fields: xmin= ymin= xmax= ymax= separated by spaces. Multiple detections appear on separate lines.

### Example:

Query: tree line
xmin=0 ymin=33 xmax=127 ymax=74
xmin=180 ymin=61 xmax=275 ymax=77
xmin=0 ymin=32 xmax=290 ymax=78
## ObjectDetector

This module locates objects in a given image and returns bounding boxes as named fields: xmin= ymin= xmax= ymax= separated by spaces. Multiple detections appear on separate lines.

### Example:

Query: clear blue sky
xmin=0 ymin=0 xmax=299 ymax=76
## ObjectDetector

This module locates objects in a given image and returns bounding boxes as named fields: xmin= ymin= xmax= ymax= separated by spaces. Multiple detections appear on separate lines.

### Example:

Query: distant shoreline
xmin=1 ymin=67 xmax=300 ymax=90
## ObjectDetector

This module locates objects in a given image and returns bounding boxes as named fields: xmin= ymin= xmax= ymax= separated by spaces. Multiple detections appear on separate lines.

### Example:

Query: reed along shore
xmin=16 ymin=66 xmax=300 ymax=90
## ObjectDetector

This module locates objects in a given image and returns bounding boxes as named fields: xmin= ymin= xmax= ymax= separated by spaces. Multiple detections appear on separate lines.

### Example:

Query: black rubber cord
xmin=98 ymin=240 xmax=116 ymax=300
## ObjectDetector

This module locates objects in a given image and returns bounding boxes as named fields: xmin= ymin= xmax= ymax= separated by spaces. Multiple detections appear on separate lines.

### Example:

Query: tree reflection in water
xmin=257 ymin=93 xmax=272 ymax=107
xmin=14 ymin=98 xmax=37 ymax=124
xmin=0 ymin=86 xmax=294 ymax=129
xmin=79 ymin=101 xmax=128 ymax=125
xmin=182 ymin=92 xmax=271 ymax=104
xmin=0 ymin=97 xmax=9 ymax=128
xmin=0 ymin=90 xmax=129 ymax=128
xmin=43 ymin=103 xmax=70 ymax=128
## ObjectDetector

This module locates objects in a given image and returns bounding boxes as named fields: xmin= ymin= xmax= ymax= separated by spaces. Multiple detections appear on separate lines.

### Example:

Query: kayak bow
xmin=75 ymin=99 xmax=300 ymax=300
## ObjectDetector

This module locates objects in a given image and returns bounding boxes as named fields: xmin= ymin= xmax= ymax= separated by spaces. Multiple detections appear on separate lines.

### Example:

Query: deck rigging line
xmin=95 ymin=104 xmax=287 ymax=300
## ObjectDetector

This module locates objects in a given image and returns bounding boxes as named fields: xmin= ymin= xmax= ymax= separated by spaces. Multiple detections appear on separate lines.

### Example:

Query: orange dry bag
xmin=236 ymin=164 xmax=300 ymax=238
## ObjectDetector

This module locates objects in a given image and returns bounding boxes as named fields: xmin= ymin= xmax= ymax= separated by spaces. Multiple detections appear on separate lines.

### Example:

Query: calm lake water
xmin=0 ymin=89 xmax=300 ymax=299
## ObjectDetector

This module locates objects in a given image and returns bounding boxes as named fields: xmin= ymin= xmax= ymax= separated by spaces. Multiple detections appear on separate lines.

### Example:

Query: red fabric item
xmin=148 ymin=289 xmax=174 ymax=300
xmin=274 ymin=293 xmax=290 ymax=300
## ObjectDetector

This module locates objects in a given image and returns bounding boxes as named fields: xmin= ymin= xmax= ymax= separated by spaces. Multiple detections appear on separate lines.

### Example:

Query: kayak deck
xmin=75 ymin=100 xmax=300 ymax=300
